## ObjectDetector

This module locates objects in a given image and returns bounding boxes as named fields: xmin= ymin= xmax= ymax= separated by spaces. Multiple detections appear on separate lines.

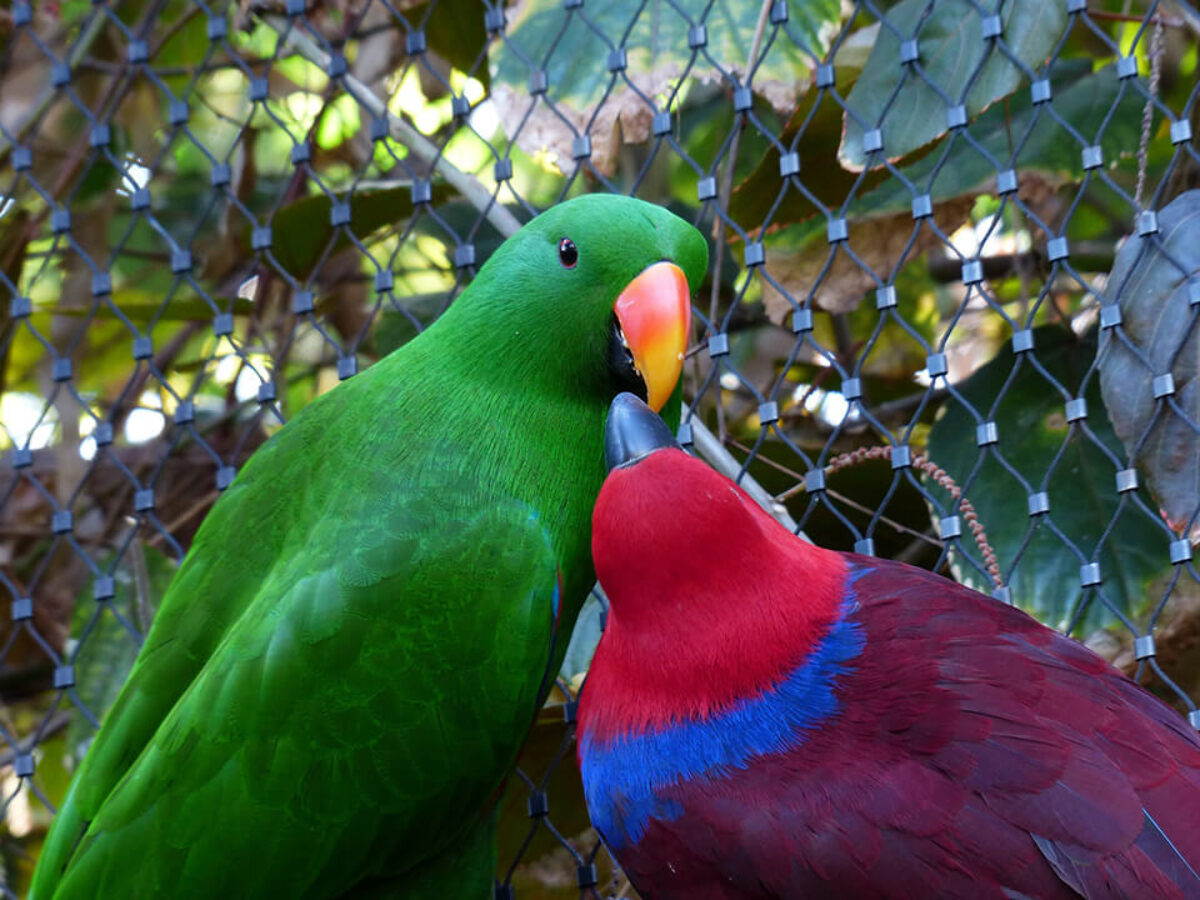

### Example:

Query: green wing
xmin=34 ymin=435 xmax=561 ymax=899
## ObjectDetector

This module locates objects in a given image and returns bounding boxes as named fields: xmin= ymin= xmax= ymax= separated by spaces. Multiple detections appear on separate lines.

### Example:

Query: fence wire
xmin=2 ymin=0 xmax=1200 ymax=896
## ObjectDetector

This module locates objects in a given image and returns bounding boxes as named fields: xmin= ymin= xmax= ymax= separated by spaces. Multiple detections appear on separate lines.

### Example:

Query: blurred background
xmin=2 ymin=0 xmax=1199 ymax=895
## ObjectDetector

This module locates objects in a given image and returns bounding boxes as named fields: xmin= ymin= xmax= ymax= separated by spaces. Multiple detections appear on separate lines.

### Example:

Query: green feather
xmin=31 ymin=195 xmax=707 ymax=899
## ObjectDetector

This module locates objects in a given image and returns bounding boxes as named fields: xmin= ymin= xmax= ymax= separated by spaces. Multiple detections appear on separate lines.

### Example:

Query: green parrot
xmin=30 ymin=194 xmax=707 ymax=899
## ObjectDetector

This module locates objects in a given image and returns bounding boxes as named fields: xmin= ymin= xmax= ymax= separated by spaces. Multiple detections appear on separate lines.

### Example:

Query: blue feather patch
xmin=581 ymin=591 xmax=866 ymax=849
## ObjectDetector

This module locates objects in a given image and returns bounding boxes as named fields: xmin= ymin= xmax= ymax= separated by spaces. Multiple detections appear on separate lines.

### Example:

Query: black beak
xmin=605 ymin=393 xmax=680 ymax=472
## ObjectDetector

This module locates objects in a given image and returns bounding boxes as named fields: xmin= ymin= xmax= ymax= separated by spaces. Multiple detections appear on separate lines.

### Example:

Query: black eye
xmin=558 ymin=237 xmax=578 ymax=268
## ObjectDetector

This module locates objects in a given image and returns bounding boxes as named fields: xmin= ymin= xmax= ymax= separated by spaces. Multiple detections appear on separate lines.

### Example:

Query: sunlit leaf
xmin=489 ymin=0 xmax=841 ymax=174
xmin=841 ymin=0 xmax=1068 ymax=168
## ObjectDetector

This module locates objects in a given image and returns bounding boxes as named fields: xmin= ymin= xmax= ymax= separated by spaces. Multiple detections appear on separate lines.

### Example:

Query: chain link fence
xmin=2 ymin=0 xmax=1199 ymax=895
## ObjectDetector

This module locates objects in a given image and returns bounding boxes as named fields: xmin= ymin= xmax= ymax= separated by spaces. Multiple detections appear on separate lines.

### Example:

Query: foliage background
xmin=2 ymin=0 xmax=1199 ymax=895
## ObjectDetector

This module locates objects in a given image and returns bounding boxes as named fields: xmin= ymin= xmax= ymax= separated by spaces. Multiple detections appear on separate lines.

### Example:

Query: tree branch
xmin=260 ymin=14 xmax=523 ymax=239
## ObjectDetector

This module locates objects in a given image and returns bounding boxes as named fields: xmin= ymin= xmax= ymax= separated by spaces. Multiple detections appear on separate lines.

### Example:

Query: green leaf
xmin=748 ymin=62 xmax=1141 ymax=318
xmin=857 ymin=61 xmax=1145 ymax=217
xmin=489 ymin=0 xmax=841 ymax=174
xmin=927 ymin=325 xmax=1168 ymax=633
xmin=261 ymin=184 xmax=451 ymax=280
xmin=730 ymin=88 xmax=878 ymax=227
xmin=1098 ymin=189 xmax=1200 ymax=532
xmin=155 ymin=3 xmax=212 ymax=95
xmin=841 ymin=0 xmax=1068 ymax=168
xmin=413 ymin=0 xmax=490 ymax=85
xmin=733 ymin=58 xmax=1138 ymax=236
xmin=0 ymin=209 xmax=32 ymax=394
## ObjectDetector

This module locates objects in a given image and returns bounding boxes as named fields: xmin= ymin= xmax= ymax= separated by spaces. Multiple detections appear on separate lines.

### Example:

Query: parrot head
xmin=592 ymin=393 xmax=842 ymax=627
xmin=450 ymin=195 xmax=707 ymax=413
xmin=594 ymin=393 xmax=778 ymax=606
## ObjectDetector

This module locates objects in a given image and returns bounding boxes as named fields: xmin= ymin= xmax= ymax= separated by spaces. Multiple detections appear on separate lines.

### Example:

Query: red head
xmin=586 ymin=395 xmax=848 ymax=727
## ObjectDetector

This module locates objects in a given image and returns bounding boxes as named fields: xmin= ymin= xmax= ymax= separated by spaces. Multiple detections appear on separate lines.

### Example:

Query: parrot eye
xmin=558 ymin=238 xmax=578 ymax=268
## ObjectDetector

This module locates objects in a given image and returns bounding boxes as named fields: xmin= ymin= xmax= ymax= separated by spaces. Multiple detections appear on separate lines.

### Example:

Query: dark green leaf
xmin=155 ymin=4 xmax=211 ymax=95
xmin=730 ymin=90 xmax=879 ymax=227
xmin=413 ymin=0 xmax=490 ymax=85
xmin=857 ymin=61 xmax=1146 ymax=217
xmin=262 ymin=184 xmax=451 ymax=280
xmin=1098 ymin=189 xmax=1200 ymax=532
xmin=749 ymin=62 xmax=1141 ymax=318
xmin=734 ymin=60 xmax=1138 ymax=236
xmin=842 ymin=0 xmax=1067 ymax=168
xmin=927 ymin=325 xmax=1166 ymax=633
xmin=0 ymin=209 xmax=32 ymax=394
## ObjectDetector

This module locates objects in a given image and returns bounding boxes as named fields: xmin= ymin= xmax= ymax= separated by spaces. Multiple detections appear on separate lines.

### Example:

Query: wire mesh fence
xmin=2 ymin=0 xmax=1199 ymax=895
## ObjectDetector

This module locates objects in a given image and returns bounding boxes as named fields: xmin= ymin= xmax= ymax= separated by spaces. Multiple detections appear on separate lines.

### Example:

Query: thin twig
xmin=745 ymin=438 xmax=935 ymax=545
xmin=260 ymin=14 xmax=522 ymax=238
xmin=1085 ymin=7 xmax=1192 ymax=33
xmin=682 ymin=403 xmax=799 ymax=532
xmin=1135 ymin=14 xmax=1165 ymax=207
xmin=822 ymin=446 xmax=1002 ymax=586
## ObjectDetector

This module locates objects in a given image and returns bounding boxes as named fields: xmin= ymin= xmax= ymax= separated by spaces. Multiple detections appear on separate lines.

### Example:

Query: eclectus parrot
xmin=31 ymin=197 xmax=707 ymax=900
xmin=578 ymin=393 xmax=1200 ymax=900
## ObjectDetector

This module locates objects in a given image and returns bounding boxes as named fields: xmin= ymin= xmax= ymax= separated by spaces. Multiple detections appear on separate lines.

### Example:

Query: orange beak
xmin=613 ymin=262 xmax=692 ymax=412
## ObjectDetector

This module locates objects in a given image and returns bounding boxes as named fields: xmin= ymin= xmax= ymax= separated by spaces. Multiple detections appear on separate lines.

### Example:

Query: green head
xmin=436 ymin=194 xmax=708 ymax=412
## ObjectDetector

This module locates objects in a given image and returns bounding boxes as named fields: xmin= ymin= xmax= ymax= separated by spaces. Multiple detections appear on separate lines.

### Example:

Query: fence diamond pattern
xmin=2 ymin=0 xmax=1199 ymax=895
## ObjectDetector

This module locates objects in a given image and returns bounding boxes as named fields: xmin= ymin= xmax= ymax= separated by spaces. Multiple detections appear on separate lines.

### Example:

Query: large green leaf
xmin=488 ymin=0 xmax=841 ymax=174
xmin=858 ymin=61 xmax=1146 ymax=216
xmin=259 ymin=184 xmax=451 ymax=280
xmin=841 ymin=0 xmax=1068 ymax=168
xmin=155 ymin=1 xmax=212 ymax=95
xmin=750 ymin=62 xmax=1144 ymax=318
xmin=412 ymin=0 xmax=490 ymax=85
xmin=730 ymin=88 xmax=881 ymax=228
xmin=927 ymin=325 xmax=1167 ymax=633
xmin=1098 ymin=189 xmax=1200 ymax=533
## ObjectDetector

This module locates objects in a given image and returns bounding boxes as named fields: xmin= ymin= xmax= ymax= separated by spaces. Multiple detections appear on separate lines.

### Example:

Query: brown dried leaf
xmin=762 ymin=198 xmax=973 ymax=319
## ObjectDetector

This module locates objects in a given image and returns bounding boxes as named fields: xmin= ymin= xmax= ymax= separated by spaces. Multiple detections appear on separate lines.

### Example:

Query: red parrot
xmin=577 ymin=393 xmax=1200 ymax=900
